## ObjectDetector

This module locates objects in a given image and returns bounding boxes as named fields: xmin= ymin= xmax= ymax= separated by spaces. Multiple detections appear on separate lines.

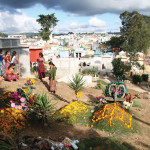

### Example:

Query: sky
xmin=0 ymin=0 xmax=150 ymax=34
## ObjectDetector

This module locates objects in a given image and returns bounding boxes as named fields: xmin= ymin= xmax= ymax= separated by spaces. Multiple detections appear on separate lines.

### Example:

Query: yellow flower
xmin=27 ymin=77 xmax=29 ymax=80
xmin=31 ymin=78 xmax=35 ymax=84
xmin=1 ymin=109 xmax=4 ymax=113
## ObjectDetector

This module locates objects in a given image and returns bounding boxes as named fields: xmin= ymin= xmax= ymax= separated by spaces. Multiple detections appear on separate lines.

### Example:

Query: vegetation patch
xmin=78 ymin=137 xmax=135 ymax=150
xmin=92 ymin=103 xmax=138 ymax=134
xmin=53 ymin=101 xmax=91 ymax=125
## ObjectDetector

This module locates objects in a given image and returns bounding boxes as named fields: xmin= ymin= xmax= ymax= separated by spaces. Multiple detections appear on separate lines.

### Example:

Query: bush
xmin=82 ymin=69 xmax=88 ymax=75
xmin=142 ymin=74 xmax=149 ymax=82
xmin=112 ymin=58 xmax=131 ymax=79
xmin=30 ymin=93 xmax=55 ymax=125
xmin=82 ymin=69 xmax=96 ymax=75
xmin=132 ymin=75 xmax=142 ymax=84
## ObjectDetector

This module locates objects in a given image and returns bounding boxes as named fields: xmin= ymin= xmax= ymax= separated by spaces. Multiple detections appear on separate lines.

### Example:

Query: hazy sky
xmin=0 ymin=0 xmax=150 ymax=34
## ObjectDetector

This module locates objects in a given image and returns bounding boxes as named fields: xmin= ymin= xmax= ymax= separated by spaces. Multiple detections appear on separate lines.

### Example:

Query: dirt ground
xmin=0 ymin=77 xmax=150 ymax=149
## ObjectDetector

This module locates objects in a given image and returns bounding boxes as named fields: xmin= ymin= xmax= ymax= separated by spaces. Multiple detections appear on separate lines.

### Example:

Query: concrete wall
xmin=0 ymin=38 xmax=30 ymax=77
xmin=52 ymin=58 xmax=80 ymax=78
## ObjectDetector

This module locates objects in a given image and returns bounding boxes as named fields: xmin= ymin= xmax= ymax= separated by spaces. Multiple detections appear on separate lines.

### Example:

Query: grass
xmin=91 ymin=103 xmax=139 ymax=135
xmin=53 ymin=102 xmax=139 ymax=135
xmin=77 ymin=137 xmax=135 ymax=150
xmin=132 ymin=100 xmax=144 ymax=108
xmin=92 ymin=117 xmax=138 ymax=135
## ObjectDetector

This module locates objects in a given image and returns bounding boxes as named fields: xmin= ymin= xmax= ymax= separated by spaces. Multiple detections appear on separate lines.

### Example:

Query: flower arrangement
xmin=75 ymin=91 xmax=82 ymax=99
xmin=53 ymin=101 xmax=90 ymax=124
xmin=0 ymin=108 xmax=27 ymax=137
xmin=10 ymin=90 xmax=27 ymax=111
xmin=94 ymin=96 xmax=107 ymax=104
xmin=92 ymin=103 xmax=133 ymax=129
xmin=28 ymin=94 xmax=37 ymax=105
xmin=123 ymin=93 xmax=133 ymax=109
xmin=24 ymin=77 xmax=35 ymax=86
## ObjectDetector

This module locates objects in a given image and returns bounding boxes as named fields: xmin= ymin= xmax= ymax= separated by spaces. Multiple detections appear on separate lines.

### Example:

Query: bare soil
xmin=0 ymin=78 xmax=150 ymax=150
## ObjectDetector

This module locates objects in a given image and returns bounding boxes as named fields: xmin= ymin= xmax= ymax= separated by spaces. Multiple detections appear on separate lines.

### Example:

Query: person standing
xmin=0 ymin=50 xmax=4 ymax=76
xmin=4 ymin=51 xmax=11 ymax=71
xmin=37 ymin=52 xmax=45 ymax=80
xmin=49 ymin=61 xmax=57 ymax=94
xmin=11 ymin=51 xmax=19 ymax=74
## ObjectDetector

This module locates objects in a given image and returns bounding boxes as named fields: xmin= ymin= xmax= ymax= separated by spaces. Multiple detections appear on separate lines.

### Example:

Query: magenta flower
xmin=27 ymin=80 xmax=31 ymax=85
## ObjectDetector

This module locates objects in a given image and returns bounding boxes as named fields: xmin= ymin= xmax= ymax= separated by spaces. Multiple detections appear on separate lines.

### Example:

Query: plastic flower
xmin=20 ymin=97 xmax=25 ymax=103
xmin=21 ymin=103 xmax=25 ymax=107
xmin=31 ymin=78 xmax=35 ymax=84
xmin=18 ymin=105 xmax=22 ymax=110
xmin=11 ymin=103 xmax=16 ymax=108
xmin=75 ymin=91 xmax=82 ymax=99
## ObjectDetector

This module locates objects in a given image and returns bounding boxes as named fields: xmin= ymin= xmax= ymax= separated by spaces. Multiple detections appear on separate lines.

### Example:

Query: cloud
xmin=0 ymin=10 xmax=40 ymax=33
xmin=0 ymin=0 xmax=150 ymax=16
xmin=89 ymin=17 xmax=107 ymax=27
xmin=54 ymin=17 xmax=108 ymax=33
xmin=0 ymin=7 xmax=108 ymax=34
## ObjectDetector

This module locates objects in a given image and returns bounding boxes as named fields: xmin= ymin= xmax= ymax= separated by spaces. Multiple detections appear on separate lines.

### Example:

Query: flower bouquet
xmin=123 ymin=93 xmax=133 ymax=109
xmin=10 ymin=91 xmax=27 ymax=111
xmin=92 ymin=96 xmax=107 ymax=105
xmin=24 ymin=77 xmax=36 ymax=89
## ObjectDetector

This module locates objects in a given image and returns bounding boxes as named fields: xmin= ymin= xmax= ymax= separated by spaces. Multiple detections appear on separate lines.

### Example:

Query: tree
xmin=112 ymin=58 xmax=131 ymax=79
xmin=36 ymin=13 xmax=59 ymax=41
xmin=120 ymin=11 xmax=150 ymax=58
xmin=0 ymin=32 xmax=8 ymax=37
xmin=63 ymin=39 xmax=68 ymax=47
xmin=106 ymin=36 xmax=124 ymax=49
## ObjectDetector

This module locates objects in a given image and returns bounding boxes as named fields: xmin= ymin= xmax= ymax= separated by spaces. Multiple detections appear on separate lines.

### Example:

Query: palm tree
xmin=69 ymin=73 xmax=85 ymax=100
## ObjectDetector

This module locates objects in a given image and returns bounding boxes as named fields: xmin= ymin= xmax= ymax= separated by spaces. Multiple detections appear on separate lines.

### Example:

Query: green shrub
xmin=82 ymin=69 xmax=96 ymax=75
xmin=30 ymin=93 xmax=56 ymax=125
xmin=142 ymin=74 xmax=149 ymax=82
xmin=82 ymin=69 xmax=88 ymax=75
xmin=132 ymin=75 xmax=142 ymax=84
xmin=112 ymin=58 xmax=131 ymax=79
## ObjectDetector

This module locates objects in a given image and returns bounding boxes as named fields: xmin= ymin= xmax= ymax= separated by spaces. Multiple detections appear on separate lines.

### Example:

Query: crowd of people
xmin=0 ymin=51 xmax=57 ymax=93
xmin=0 ymin=50 xmax=19 ymax=82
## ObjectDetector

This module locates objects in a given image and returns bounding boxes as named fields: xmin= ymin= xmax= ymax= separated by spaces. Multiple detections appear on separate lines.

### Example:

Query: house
xmin=74 ymin=47 xmax=85 ymax=58
xmin=58 ymin=46 xmax=69 ymax=58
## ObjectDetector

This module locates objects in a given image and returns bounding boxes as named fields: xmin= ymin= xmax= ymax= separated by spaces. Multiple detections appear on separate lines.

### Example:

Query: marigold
xmin=0 ymin=108 xmax=28 ymax=137
xmin=92 ymin=103 xmax=133 ymax=129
